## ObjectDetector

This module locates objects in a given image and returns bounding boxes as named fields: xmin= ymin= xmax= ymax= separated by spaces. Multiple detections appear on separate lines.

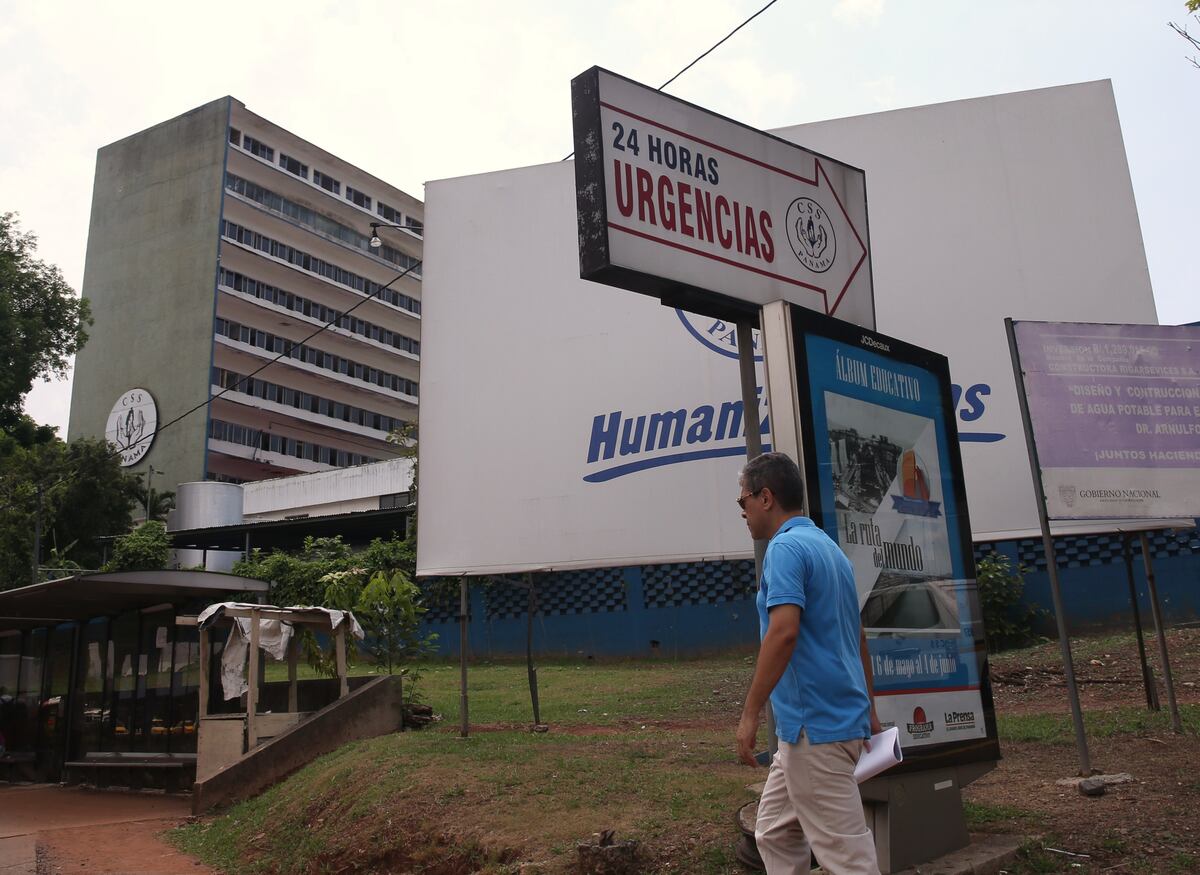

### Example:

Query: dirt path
xmin=0 ymin=786 xmax=216 ymax=875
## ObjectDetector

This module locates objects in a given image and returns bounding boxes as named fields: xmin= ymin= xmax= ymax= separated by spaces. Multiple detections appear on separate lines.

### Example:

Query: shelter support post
xmin=247 ymin=609 xmax=260 ymax=749
xmin=1138 ymin=533 xmax=1182 ymax=733
xmin=287 ymin=633 xmax=298 ymax=713
xmin=198 ymin=628 xmax=210 ymax=718
xmin=1006 ymin=318 xmax=1091 ymax=775
xmin=459 ymin=577 xmax=470 ymax=738
xmin=1121 ymin=535 xmax=1159 ymax=711
xmin=335 ymin=624 xmax=348 ymax=698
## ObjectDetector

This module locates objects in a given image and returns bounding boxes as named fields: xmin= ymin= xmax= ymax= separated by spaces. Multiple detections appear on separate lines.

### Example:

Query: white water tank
xmin=170 ymin=481 xmax=245 ymax=572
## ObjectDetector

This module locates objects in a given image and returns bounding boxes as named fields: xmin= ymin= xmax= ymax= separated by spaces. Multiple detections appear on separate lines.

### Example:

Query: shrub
xmin=104 ymin=520 xmax=169 ymax=571
xmin=977 ymin=552 xmax=1042 ymax=652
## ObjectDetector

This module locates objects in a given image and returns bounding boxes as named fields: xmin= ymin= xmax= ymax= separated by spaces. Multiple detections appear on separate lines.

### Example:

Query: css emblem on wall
xmin=105 ymin=388 xmax=158 ymax=466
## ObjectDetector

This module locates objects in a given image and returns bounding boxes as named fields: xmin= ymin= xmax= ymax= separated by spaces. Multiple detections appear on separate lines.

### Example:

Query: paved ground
xmin=0 ymin=785 xmax=215 ymax=875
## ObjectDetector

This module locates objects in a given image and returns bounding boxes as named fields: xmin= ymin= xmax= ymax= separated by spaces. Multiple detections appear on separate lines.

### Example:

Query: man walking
xmin=735 ymin=452 xmax=881 ymax=875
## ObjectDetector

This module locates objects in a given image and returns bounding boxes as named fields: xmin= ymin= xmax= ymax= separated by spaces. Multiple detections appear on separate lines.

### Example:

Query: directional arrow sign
xmin=573 ymin=66 xmax=874 ymax=328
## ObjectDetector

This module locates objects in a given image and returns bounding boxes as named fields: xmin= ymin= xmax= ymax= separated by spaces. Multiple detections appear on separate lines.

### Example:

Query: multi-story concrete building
xmin=69 ymin=96 xmax=422 ymax=492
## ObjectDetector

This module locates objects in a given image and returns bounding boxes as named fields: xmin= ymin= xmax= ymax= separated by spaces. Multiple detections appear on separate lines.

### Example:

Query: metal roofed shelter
xmin=0 ymin=571 xmax=268 ymax=787
xmin=186 ymin=603 xmax=361 ymax=783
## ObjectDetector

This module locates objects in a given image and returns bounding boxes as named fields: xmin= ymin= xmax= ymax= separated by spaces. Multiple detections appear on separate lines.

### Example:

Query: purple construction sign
xmin=1011 ymin=321 xmax=1200 ymax=520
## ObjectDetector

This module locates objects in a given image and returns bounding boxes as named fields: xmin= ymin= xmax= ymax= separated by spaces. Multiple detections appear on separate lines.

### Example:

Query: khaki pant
xmin=754 ymin=732 xmax=879 ymax=875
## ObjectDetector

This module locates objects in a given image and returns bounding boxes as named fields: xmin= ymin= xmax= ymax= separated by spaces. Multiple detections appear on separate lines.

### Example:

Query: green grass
xmin=176 ymin=643 xmax=1197 ymax=873
xmin=991 ymin=630 xmax=1143 ymax=666
xmin=963 ymin=801 xmax=1043 ymax=828
xmin=998 ymin=703 xmax=1200 ymax=744
xmin=414 ymin=654 xmax=753 ymax=726
xmin=173 ymin=655 xmax=761 ymax=874
xmin=261 ymin=653 xmax=755 ymax=729
xmin=172 ymin=727 xmax=757 ymax=874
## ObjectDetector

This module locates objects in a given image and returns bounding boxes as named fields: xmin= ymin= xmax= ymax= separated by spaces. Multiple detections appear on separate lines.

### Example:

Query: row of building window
xmin=213 ymin=316 xmax=419 ymax=397
xmin=228 ymin=128 xmax=422 ymax=236
xmin=211 ymin=366 xmax=410 ymax=434
xmin=224 ymin=173 xmax=422 ymax=276
xmin=208 ymin=419 xmax=379 ymax=468
xmin=376 ymin=202 xmax=423 ymax=236
xmin=313 ymin=170 xmax=339 ymax=194
xmin=221 ymin=220 xmax=421 ymax=314
xmin=219 ymin=268 xmax=419 ymax=356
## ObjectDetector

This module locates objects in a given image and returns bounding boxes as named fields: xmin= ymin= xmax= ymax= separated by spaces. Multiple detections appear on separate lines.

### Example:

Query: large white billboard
xmin=418 ymin=81 xmax=1163 ymax=577
xmin=418 ymin=163 xmax=761 ymax=576
xmin=775 ymin=80 xmax=1162 ymax=542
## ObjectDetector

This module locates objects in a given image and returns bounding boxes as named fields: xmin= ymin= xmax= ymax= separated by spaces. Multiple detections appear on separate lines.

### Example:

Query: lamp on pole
xmin=368 ymin=222 xmax=416 ymax=248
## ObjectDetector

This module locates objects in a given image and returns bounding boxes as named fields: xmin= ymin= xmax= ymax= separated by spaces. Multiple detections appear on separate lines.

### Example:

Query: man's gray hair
xmin=740 ymin=452 xmax=806 ymax=512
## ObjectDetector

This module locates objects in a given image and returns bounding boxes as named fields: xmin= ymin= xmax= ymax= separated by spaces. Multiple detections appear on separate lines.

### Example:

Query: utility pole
xmin=144 ymin=465 xmax=155 ymax=521
xmin=31 ymin=484 xmax=43 ymax=584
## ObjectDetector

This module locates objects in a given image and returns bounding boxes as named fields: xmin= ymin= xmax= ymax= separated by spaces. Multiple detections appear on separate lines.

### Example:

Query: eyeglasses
xmin=736 ymin=488 xmax=763 ymax=510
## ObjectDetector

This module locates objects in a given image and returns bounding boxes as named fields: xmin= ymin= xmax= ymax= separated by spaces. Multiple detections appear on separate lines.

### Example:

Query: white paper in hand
xmin=854 ymin=726 xmax=903 ymax=784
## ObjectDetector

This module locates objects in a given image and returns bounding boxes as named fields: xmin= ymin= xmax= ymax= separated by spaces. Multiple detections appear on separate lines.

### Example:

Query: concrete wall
xmin=418 ymin=529 xmax=1200 ymax=658
xmin=69 ymin=97 xmax=232 ymax=494
xmin=191 ymin=673 xmax=403 ymax=813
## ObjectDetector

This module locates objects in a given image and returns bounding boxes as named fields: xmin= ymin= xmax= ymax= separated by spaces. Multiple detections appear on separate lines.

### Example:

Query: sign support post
xmin=736 ymin=316 xmax=775 ymax=755
xmin=1005 ymin=318 xmax=1091 ymax=776
xmin=1137 ymin=533 xmax=1182 ymax=732
xmin=1121 ymin=535 xmax=1159 ymax=712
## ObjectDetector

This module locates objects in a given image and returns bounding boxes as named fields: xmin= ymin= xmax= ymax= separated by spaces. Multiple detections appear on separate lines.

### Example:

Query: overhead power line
xmin=12 ymin=2 xmax=781 ymax=502
xmin=562 ymin=0 xmax=783 ymax=160
xmin=119 ymin=260 xmax=423 ymax=468
xmin=1 ymin=260 xmax=420 ymax=505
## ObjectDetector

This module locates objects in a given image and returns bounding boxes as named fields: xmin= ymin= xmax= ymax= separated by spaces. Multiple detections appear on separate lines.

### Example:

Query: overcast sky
xmin=5 ymin=0 xmax=1197 ymax=434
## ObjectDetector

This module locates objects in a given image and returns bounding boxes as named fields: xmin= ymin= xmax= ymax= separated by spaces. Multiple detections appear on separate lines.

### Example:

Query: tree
xmin=104 ymin=520 xmax=170 ymax=572
xmin=1171 ymin=3 xmax=1200 ymax=68
xmin=386 ymin=420 xmax=418 ymax=534
xmin=233 ymin=534 xmax=414 ymax=606
xmin=0 ymin=434 xmax=141 ymax=588
xmin=234 ymin=536 xmax=355 ymax=607
xmin=234 ymin=534 xmax=429 ymax=679
xmin=0 ymin=213 xmax=92 ymax=432
xmin=130 ymin=484 xmax=175 ymax=523
xmin=337 ymin=569 xmax=435 ymax=676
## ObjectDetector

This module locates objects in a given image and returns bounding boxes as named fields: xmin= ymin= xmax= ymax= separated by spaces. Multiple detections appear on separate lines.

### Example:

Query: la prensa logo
xmin=906 ymin=706 xmax=934 ymax=739
xmin=785 ymin=197 xmax=836 ymax=274
xmin=944 ymin=710 xmax=977 ymax=732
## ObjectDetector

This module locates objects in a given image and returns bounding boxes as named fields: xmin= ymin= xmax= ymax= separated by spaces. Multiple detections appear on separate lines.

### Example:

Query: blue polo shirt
xmin=757 ymin=516 xmax=871 ymax=744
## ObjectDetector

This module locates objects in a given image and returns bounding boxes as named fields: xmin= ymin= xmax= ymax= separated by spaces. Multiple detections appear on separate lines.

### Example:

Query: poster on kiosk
xmin=784 ymin=305 xmax=1000 ymax=767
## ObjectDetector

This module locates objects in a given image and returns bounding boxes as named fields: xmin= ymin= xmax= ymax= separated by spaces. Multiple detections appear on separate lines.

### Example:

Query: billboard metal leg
xmin=1122 ymin=534 xmax=1159 ymax=711
xmin=1138 ymin=533 xmax=1182 ymax=733
xmin=460 ymin=577 xmax=470 ymax=739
